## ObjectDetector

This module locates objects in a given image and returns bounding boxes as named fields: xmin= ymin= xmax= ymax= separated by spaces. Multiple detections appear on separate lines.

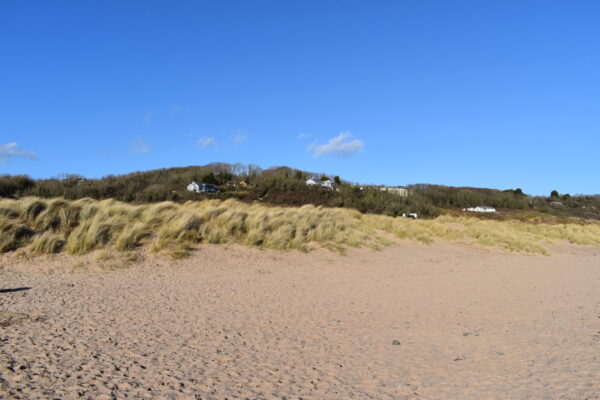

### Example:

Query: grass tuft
xmin=29 ymin=231 xmax=66 ymax=254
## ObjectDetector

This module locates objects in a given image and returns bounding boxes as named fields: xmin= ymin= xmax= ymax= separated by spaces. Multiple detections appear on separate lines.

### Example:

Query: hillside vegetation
xmin=2 ymin=197 xmax=600 ymax=258
xmin=1 ymin=163 xmax=599 ymax=220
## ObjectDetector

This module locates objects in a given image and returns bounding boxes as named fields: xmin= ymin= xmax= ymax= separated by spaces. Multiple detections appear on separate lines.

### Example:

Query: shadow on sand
xmin=0 ymin=287 xmax=31 ymax=294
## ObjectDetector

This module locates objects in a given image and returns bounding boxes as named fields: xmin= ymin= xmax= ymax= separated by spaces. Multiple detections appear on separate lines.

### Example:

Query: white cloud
xmin=297 ymin=133 xmax=311 ymax=139
xmin=233 ymin=131 xmax=248 ymax=144
xmin=0 ymin=142 xmax=37 ymax=162
xmin=308 ymin=132 xmax=364 ymax=158
xmin=143 ymin=112 xmax=155 ymax=123
xmin=170 ymin=104 xmax=183 ymax=114
xmin=131 ymin=137 xmax=151 ymax=154
xmin=198 ymin=137 xmax=217 ymax=148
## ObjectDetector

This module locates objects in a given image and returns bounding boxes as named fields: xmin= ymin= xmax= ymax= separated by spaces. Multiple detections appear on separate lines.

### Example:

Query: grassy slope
xmin=1 ymin=197 xmax=600 ymax=258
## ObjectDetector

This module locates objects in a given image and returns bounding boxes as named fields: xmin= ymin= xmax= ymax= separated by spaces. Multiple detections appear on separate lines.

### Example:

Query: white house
xmin=465 ymin=206 xmax=496 ymax=213
xmin=187 ymin=181 xmax=200 ymax=192
xmin=380 ymin=186 xmax=409 ymax=197
xmin=187 ymin=181 xmax=221 ymax=193
xmin=306 ymin=178 xmax=334 ymax=190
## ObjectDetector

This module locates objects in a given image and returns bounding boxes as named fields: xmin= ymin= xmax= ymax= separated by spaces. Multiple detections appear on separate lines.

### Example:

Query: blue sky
xmin=1 ymin=1 xmax=598 ymax=195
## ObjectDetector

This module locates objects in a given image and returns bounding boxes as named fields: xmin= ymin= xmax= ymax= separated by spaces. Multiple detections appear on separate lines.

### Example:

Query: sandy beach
xmin=1 ymin=242 xmax=599 ymax=399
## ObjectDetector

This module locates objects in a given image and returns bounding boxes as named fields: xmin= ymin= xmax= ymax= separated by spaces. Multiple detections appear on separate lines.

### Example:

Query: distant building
xmin=465 ymin=206 xmax=496 ymax=213
xmin=306 ymin=178 xmax=333 ymax=190
xmin=187 ymin=181 xmax=221 ymax=193
xmin=321 ymin=180 xmax=333 ymax=190
xmin=187 ymin=181 xmax=200 ymax=192
xmin=379 ymin=186 xmax=410 ymax=197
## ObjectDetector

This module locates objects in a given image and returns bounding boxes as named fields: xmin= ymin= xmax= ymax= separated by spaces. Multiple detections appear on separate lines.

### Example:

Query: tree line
xmin=1 ymin=163 xmax=599 ymax=220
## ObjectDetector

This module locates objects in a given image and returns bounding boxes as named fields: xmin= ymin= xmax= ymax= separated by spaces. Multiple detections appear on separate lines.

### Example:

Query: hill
xmin=1 ymin=163 xmax=599 ymax=220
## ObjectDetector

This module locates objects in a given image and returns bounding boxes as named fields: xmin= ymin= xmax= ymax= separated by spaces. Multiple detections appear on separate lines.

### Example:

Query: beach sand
xmin=1 ymin=242 xmax=599 ymax=399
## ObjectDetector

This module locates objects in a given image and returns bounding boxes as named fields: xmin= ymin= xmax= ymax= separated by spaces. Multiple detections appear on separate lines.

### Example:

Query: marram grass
xmin=0 ymin=197 xmax=599 ymax=257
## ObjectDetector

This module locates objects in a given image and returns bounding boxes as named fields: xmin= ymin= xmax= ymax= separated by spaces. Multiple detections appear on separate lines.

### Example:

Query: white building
xmin=187 ymin=181 xmax=221 ymax=193
xmin=465 ymin=206 xmax=496 ymax=213
xmin=379 ymin=186 xmax=410 ymax=197
xmin=187 ymin=181 xmax=200 ymax=192
xmin=306 ymin=178 xmax=334 ymax=190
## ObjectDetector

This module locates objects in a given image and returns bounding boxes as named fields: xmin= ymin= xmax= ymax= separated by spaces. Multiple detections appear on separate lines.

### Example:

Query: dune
xmin=1 ymin=241 xmax=599 ymax=399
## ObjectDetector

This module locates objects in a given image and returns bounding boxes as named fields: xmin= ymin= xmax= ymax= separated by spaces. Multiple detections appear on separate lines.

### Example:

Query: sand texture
xmin=1 ymin=242 xmax=599 ymax=399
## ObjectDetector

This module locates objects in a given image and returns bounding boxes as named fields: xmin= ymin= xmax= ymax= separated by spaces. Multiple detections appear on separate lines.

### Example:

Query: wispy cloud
xmin=143 ymin=112 xmax=155 ymax=123
xmin=170 ymin=104 xmax=183 ymax=115
xmin=131 ymin=137 xmax=151 ymax=154
xmin=297 ymin=133 xmax=311 ymax=139
xmin=308 ymin=132 xmax=364 ymax=158
xmin=198 ymin=137 xmax=217 ymax=148
xmin=233 ymin=131 xmax=248 ymax=144
xmin=0 ymin=142 xmax=37 ymax=162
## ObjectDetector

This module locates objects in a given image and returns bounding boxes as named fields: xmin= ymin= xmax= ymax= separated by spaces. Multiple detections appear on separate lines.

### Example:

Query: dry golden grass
xmin=0 ymin=197 xmax=599 ymax=257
